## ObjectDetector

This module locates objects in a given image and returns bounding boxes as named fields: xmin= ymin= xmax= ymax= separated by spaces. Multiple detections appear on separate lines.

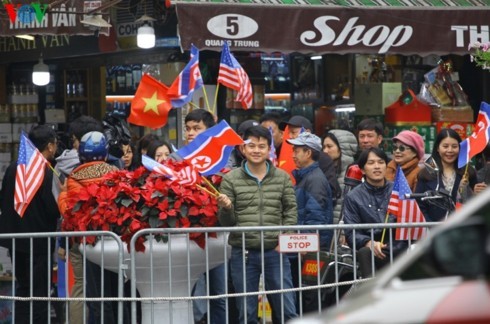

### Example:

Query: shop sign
xmin=0 ymin=1 xmax=109 ymax=37
xmin=177 ymin=3 xmax=490 ymax=55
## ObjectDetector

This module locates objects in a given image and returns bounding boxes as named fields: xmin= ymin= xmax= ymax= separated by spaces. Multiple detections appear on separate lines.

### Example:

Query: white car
xmin=291 ymin=188 xmax=490 ymax=323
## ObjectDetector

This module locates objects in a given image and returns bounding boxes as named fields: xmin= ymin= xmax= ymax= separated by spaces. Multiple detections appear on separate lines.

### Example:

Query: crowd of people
xmin=0 ymin=109 xmax=488 ymax=323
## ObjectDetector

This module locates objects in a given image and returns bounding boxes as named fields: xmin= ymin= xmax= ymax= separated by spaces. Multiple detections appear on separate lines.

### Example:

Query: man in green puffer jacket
xmin=218 ymin=125 xmax=298 ymax=324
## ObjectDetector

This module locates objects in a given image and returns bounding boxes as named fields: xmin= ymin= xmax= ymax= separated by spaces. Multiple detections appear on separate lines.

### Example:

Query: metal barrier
xmin=0 ymin=223 xmax=440 ymax=324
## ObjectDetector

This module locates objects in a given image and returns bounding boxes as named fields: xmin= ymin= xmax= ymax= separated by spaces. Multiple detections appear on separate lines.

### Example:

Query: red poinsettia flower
xmin=61 ymin=160 xmax=229 ymax=253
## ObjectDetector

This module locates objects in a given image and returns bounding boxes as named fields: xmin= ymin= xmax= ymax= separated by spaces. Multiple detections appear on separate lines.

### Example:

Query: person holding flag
xmin=0 ymin=125 xmax=60 ymax=323
xmin=415 ymin=128 xmax=482 ymax=222
xmin=343 ymin=147 xmax=408 ymax=278
xmin=218 ymin=125 xmax=298 ymax=323
xmin=168 ymin=108 xmax=233 ymax=323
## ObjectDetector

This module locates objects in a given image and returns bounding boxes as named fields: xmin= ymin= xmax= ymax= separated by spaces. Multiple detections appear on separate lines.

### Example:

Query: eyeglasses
xmin=392 ymin=144 xmax=411 ymax=153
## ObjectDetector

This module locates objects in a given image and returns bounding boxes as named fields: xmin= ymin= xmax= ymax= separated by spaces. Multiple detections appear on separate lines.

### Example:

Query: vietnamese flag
xmin=277 ymin=125 xmax=297 ymax=185
xmin=128 ymin=74 xmax=172 ymax=129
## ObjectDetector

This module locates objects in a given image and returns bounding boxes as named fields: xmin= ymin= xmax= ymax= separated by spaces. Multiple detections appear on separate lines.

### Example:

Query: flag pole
xmin=380 ymin=211 xmax=390 ymax=244
xmin=213 ymin=84 xmax=220 ymax=116
xmin=201 ymin=85 xmax=211 ymax=113
xmin=48 ymin=163 xmax=60 ymax=177
xmin=188 ymin=101 xmax=201 ymax=110
xmin=202 ymin=176 xmax=220 ymax=195
xmin=196 ymin=184 xmax=219 ymax=198
xmin=459 ymin=163 xmax=470 ymax=194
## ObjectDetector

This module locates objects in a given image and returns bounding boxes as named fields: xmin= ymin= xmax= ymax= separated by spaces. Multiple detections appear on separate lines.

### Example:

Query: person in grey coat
xmin=322 ymin=129 xmax=358 ymax=226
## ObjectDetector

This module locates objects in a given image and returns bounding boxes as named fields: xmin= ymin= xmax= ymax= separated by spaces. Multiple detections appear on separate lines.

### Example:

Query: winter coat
xmin=58 ymin=161 xmax=119 ymax=216
xmin=343 ymin=180 xmax=407 ymax=254
xmin=52 ymin=149 xmax=80 ymax=200
xmin=218 ymin=161 xmax=298 ymax=250
xmin=292 ymin=162 xmax=333 ymax=249
xmin=415 ymin=166 xmax=477 ymax=222
xmin=328 ymin=129 xmax=358 ymax=225
xmin=318 ymin=152 xmax=341 ymax=202
xmin=386 ymin=158 xmax=421 ymax=192
xmin=0 ymin=162 xmax=60 ymax=254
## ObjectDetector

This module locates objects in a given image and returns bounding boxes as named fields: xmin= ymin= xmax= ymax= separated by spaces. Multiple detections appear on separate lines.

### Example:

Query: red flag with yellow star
xmin=128 ymin=74 xmax=172 ymax=129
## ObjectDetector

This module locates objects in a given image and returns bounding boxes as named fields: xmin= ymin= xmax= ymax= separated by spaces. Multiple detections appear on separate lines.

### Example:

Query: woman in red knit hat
xmin=386 ymin=130 xmax=425 ymax=191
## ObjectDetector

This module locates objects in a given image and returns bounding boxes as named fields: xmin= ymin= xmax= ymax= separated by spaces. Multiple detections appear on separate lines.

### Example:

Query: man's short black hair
xmin=29 ymin=124 xmax=57 ymax=152
xmin=243 ymin=126 xmax=271 ymax=147
xmin=259 ymin=112 xmax=282 ymax=127
xmin=357 ymin=147 xmax=388 ymax=169
xmin=357 ymin=118 xmax=383 ymax=136
xmin=69 ymin=116 xmax=103 ymax=141
xmin=185 ymin=109 xmax=216 ymax=129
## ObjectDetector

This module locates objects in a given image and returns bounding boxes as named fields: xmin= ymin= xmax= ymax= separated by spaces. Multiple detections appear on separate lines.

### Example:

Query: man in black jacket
xmin=0 ymin=125 xmax=60 ymax=323
xmin=343 ymin=147 xmax=407 ymax=278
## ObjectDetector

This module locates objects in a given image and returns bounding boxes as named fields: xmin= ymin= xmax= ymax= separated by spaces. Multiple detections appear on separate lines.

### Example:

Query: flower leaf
xmin=120 ymin=198 xmax=133 ymax=208
xmin=180 ymin=204 xmax=188 ymax=217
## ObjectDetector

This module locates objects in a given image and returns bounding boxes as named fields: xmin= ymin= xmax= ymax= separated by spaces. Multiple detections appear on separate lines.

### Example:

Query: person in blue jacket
xmin=287 ymin=132 xmax=333 ymax=301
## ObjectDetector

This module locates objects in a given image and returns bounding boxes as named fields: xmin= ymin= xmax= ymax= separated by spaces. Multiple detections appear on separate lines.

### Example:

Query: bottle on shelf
xmin=116 ymin=66 xmax=126 ymax=93
xmin=125 ymin=65 xmax=133 ymax=92
xmin=132 ymin=64 xmax=142 ymax=90
xmin=77 ymin=73 xmax=85 ymax=97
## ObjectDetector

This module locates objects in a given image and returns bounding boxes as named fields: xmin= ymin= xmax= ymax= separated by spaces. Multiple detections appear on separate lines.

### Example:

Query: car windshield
xmin=399 ymin=213 xmax=490 ymax=281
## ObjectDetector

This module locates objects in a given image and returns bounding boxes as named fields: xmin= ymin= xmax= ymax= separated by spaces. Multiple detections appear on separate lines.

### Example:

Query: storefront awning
xmin=0 ymin=1 xmax=110 ymax=37
xmin=176 ymin=2 xmax=490 ymax=55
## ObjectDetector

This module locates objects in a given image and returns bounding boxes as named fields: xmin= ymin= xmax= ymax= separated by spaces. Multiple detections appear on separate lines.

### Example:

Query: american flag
xmin=14 ymin=132 xmax=47 ymax=217
xmin=167 ymin=44 xmax=203 ymax=107
xmin=217 ymin=42 xmax=253 ymax=109
xmin=141 ymin=155 xmax=200 ymax=185
xmin=387 ymin=166 xmax=427 ymax=241
xmin=268 ymin=126 xmax=277 ymax=166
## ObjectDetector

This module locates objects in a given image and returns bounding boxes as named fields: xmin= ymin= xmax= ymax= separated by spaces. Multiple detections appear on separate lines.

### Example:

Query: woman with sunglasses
xmin=386 ymin=130 xmax=425 ymax=191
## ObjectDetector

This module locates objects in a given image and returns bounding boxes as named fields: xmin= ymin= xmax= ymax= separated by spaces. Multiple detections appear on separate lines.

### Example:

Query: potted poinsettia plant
xmin=61 ymin=159 xmax=226 ymax=252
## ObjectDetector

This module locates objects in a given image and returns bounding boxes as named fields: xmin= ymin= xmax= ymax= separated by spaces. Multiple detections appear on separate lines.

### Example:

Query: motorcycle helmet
xmin=78 ymin=131 xmax=108 ymax=162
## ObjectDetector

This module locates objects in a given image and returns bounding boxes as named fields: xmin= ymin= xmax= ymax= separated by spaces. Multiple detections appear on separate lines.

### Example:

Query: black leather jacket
xmin=343 ymin=180 xmax=408 ymax=253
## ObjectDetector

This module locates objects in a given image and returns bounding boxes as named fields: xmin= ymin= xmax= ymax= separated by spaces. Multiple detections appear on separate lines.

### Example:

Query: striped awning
xmin=172 ymin=0 xmax=490 ymax=7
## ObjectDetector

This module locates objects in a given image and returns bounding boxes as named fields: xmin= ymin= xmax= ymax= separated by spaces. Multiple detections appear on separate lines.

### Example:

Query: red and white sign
xmin=278 ymin=233 xmax=319 ymax=253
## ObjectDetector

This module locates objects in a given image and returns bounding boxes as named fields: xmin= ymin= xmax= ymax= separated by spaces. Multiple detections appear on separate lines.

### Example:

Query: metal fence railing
xmin=0 ymin=222 xmax=440 ymax=324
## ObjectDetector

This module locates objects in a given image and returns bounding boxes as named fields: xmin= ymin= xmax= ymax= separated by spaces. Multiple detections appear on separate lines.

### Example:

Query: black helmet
xmin=78 ymin=131 xmax=108 ymax=162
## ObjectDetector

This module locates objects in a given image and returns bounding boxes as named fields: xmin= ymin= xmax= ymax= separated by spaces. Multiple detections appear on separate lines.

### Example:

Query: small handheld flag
xmin=167 ymin=44 xmax=204 ymax=107
xmin=458 ymin=101 xmax=490 ymax=168
xmin=176 ymin=120 xmax=244 ymax=176
xmin=14 ymin=132 xmax=48 ymax=217
xmin=128 ymin=74 xmax=172 ymax=129
xmin=217 ymin=42 xmax=253 ymax=109
xmin=388 ymin=167 xmax=427 ymax=241
xmin=141 ymin=155 xmax=201 ymax=186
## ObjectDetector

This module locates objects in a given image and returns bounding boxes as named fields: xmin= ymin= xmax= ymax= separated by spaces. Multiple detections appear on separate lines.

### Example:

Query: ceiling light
xmin=310 ymin=55 xmax=322 ymax=60
xmin=32 ymin=56 xmax=50 ymax=86
xmin=80 ymin=15 xmax=112 ymax=28
xmin=137 ymin=22 xmax=155 ymax=49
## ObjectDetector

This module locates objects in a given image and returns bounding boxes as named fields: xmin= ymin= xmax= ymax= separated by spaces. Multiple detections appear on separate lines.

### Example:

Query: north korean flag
xmin=176 ymin=120 xmax=244 ymax=175
xmin=458 ymin=102 xmax=490 ymax=168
